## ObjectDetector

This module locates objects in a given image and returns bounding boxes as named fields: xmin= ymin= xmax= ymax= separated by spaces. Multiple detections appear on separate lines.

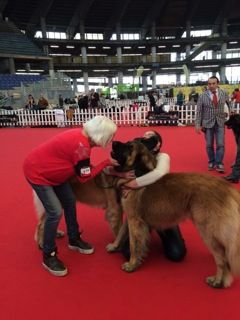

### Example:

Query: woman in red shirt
xmin=23 ymin=116 xmax=118 ymax=276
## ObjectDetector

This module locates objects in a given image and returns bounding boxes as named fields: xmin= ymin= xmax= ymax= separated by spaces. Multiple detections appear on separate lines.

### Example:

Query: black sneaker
xmin=224 ymin=175 xmax=239 ymax=183
xmin=68 ymin=237 xmax=94 ymax=254
xmin=42 ymin=251 xmax=68 ymax=276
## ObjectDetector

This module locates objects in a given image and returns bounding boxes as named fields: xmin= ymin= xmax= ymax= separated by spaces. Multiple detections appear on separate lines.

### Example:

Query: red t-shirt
xmin=23 ymin=129 xmax=111 ymax=185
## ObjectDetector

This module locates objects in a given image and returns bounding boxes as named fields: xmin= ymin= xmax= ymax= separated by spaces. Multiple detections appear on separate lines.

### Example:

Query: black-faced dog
xmin=110 ymin=139 xmax=240 ymax=288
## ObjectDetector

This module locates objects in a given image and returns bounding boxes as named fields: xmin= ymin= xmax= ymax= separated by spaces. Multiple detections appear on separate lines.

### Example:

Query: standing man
xmin=195 ymin=76 xmax=229 ymax=172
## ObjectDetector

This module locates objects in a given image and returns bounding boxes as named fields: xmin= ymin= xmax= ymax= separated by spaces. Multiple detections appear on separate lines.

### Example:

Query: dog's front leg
xmin=106 ymin=221 xmax=128 ymax=252
xmin=122 ymin=216 xmax=150 ymax=272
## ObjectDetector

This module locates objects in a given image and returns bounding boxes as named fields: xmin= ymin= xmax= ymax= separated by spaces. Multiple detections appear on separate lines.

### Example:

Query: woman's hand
xmin=121 ymin=179 xmax=139 ymax=198
xmin=119 ymin=170 xmax=135 ymax=179
xmin=109 ymin=157 xmax=120 ymax=166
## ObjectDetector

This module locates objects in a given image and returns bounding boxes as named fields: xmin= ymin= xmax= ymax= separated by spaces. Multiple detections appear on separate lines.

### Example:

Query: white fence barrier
xmin=0 ymin=103 xmax=239 ymax=128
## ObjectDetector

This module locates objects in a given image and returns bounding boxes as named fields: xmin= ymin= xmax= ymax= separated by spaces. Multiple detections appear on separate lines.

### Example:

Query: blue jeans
xmin=204 ymin=123 xmax=225 ymax=165
xmin=29 ymin=181 xmax=80 ymax=254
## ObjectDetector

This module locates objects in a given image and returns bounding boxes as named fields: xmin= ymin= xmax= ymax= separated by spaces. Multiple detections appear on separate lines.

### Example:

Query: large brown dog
xmin=111 ymin=140 xmax=240 ymax=289
xmin=34 ymin=173 xmax=123 ymax=249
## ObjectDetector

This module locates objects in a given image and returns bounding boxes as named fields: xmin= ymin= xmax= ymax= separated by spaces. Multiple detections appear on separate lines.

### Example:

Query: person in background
xmin=23 ymin=116 xmax=118 ymax=277
xmin=231 ymin=88 xmax=240 ymax=106
xmin=25 ymin=94 xmax=36 ymax=110
xmin=37 ymin=94 xmax=49 ymax=110
xmin=188 ymin=88 xmax=199 ymax=104
xmin=195 ymin=76 xmax=230 ymax=173
xmin=148 ymin=91 xmax=156 ymax=108
xmin=109 ymin=130 xmax=186 ymax=262
xmin=58 ymin=94 xmax=64 ymax=108
xmin=176 ymin=90 xmax=185 ymax=107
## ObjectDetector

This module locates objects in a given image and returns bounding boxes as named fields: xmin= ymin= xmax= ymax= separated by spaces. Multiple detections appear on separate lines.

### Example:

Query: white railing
xmin=0 ymin=103 xmax=239 ymax=128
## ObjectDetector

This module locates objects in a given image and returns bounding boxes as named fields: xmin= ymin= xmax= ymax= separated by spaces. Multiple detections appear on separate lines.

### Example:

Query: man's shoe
xmin=69 ymin=237 xmax=94 ymax=254
xmin=208 ymin=163 xmax=215 ymax=171
xmin=224 ymin=175 xmax=239 ymax=183
xmin=216 ymin=164 xmax=225 ymax=173
xmin=42 ymin=251 xmax=68 ymax=276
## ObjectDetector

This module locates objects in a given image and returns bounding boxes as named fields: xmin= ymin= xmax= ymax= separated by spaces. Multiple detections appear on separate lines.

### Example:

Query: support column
xmin=48 ymin=59 xmax=54 ymax=77
xmin=212 ymin=51 xmax=217 ymax=76
xmin=117 ymin=47 xmax=123 ymax=84
xmin=151 ymin=46 xmax=157 ymax=63
xmin=81 ymin=47 xmax=89 ymax=91
xmin=185 ymin=20 xmax=191 ymax=57
xmin=176 ymin=52 xmax=181 ymax=83
xmin=151 ymin=70 xmax=156 ymax=89
xmin=81 ymin=46 xmax=88 ymax=64
xmin=40 ymin=17 xmax=47 ymax=38
xmin=79 ymin=20 xmax=85 ymax=40
xmin=9 ymin=58 xmax=15 ymax=74
xmin=142 ymin=75 xmax=148 ymax=93
xmin=108 ymin=77 xmax=113 ymax=87
xmin=117 ymin=47 xmax=122 ymax=64
xmin=116 ymin=23 xmax=123 ymax=84
xmin=25 ymin=63 xmax=31 ymax=73
xmin=220 ymin=43 xmax=227 ymax=83
xmin=83 ymin=72 xmax=89 ymax=92
xmin=72 ymin=78 xmax=78 ymax=93
xmin=118 ymin=72 xmax=123 ymax=84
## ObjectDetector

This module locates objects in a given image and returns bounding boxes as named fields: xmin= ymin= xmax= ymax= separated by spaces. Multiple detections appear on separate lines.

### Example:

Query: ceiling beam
xmin=66 ymin=0 xmax=96 ymax=39
xmin=104 ymin=0 xmax=131 ymax=40
xmin=212 ymin=0 xmax=236 ymax=34
xmin=25 ymin=0 xmax=54 ymax=34
xmin=0 ymin=0 xmax=8 ymax=13
xmin=141 ymin=0 xmax=167 ymax=39
xmin=175 ymin=0 xmax=201 ymax=39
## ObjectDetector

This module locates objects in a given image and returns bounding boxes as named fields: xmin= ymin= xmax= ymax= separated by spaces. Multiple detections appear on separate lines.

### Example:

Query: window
xmin=182 ymin=29 xmax=212 ymax=38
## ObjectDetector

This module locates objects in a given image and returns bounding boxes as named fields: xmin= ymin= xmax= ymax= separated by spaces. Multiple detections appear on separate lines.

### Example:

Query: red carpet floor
xmin=0 ymin=126 xmax=239 ymax=320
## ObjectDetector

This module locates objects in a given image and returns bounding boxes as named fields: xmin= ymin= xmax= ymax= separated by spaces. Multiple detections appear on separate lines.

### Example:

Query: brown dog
xmin=34 ymin=173 xmax=123 ymax=249
xmin=111 ymin=140 xmax=240 ymax=289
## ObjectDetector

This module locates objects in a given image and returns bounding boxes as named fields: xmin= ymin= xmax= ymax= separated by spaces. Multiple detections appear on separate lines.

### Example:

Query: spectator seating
xmin=0 ymin=74 xmax=44 ymax=90
xmin=0 ymin=32 xmax=46 ymax=57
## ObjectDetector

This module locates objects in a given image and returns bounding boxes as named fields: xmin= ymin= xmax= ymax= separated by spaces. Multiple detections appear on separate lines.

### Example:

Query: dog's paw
xmin=121 ymin=262 xmax=137 ymax=272
xmin=106 ymin=243 xmax=118 ymax=252
xmin=205 ymin=276 xmax=224 ymax=289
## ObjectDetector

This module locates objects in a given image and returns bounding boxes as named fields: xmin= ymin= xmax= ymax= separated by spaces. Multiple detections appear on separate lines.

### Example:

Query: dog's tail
xmin=33 ymin=190 xmax=45 ymax=219
xmin=33 ymin=191 xmax=45 ymax=244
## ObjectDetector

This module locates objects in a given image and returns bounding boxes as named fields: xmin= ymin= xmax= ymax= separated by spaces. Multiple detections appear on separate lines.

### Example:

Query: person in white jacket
xmin=121 ymin=130 xmax=187 ymax=262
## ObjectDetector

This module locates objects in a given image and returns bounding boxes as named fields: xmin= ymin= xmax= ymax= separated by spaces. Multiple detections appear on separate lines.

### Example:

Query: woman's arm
xmin=124 ymin=153 xmax=170 ymax=189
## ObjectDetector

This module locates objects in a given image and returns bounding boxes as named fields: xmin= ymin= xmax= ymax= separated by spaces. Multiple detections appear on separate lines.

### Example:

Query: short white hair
xmin=83 ymin=116 xmax=117 ymax=147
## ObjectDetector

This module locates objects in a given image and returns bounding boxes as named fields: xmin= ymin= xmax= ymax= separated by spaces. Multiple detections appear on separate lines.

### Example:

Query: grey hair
xmin=83 ymin=116 xmax=117 ymax=147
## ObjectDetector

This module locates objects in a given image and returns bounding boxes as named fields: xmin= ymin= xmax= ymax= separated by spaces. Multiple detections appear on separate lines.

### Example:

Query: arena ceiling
xmin=1 ymin=0 xmax=240 ymax=38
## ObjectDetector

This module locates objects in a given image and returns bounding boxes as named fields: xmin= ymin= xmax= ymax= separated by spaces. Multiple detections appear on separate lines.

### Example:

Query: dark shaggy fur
xmin=225 ymin=113 xmax=240 ymax=143
xmin=111 ymin=140 xmax=240 ymax=289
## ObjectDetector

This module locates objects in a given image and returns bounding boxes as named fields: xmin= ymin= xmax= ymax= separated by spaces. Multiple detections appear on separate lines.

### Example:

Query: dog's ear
xmin=141 ymin=136 xmax=159 ymax=151
xmin=127 ymin=142 xmax=156 ymax=174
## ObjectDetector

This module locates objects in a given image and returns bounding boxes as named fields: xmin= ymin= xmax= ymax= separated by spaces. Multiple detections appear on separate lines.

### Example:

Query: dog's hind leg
xmin=197 ymin=226 xmax=232 ymax=288
xmin=121 ymin=216 xmax=150 ymax=272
